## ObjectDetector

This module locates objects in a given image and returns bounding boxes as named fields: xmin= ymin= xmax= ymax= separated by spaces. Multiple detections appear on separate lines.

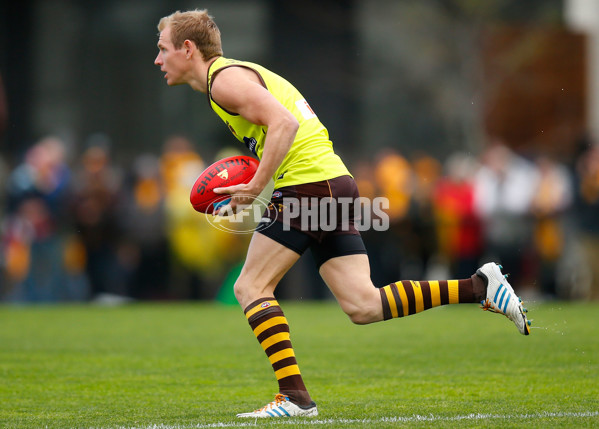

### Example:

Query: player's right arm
xmin=211 ymin=66 xmax=299 ymax=208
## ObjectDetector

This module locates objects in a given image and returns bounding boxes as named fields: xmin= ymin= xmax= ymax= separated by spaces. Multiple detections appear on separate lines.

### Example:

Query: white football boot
xmin=476 ymin=262 xmax=531 ymax=335
xmin=236 ymin=394 xmax=318 ymax=418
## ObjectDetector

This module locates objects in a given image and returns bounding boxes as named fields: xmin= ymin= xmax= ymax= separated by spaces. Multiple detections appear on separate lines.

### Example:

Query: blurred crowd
xmin=355 ymin=137 xmax=599 ymax=302
xmin=0 ymin=134 xmax=250 ymax=303
xmin=1 ymin=133 xmax=599 ymax=303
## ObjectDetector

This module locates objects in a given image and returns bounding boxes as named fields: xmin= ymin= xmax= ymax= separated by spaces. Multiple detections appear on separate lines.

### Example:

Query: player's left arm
xmin=211 ymin=67 xmax=299 ymax=210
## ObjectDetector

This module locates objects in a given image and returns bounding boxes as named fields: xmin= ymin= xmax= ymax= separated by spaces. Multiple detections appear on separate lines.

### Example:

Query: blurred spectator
xmin=353 ymin=159 xmax=377 ymax=201
xmin=374 ymin=149 xmax=412 ymax=221
xmin=69 ymin=134 xmax=125 ymax=299
xmin=352 ymin=158 xmax=390 ymax=286
xmin=363 ymin=150 xmax=413 ymax=283
xmin=160 ymin=135 xmax=205 ymax=299
xmin=573 ymin=143 xmax=599 ymax=299
xmin=160 ymin=135 xmax=248 ymax=299
xmin=529 ymin=156 xmax=573 ymax=298
xmin=6 ymin=136 xmax=71 ymax=216
xmin=118 ymin=153 xmax=169 ymax=299
xmin=473 ymin=141 xmax=540 ymax=291
xmin=406 ymin=153 xmax=441 ymax=278
xmin=1 ymin=136 xmax=84 ymax=301
xmin=433 ymin=152 xmax=484 ymax=279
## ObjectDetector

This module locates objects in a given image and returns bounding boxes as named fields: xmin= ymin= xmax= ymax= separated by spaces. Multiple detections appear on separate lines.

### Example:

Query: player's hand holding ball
xmin=213 ymin=182 xmax=259 ymax=215
xmin=189 ymin=155 xmax=259 ymax=215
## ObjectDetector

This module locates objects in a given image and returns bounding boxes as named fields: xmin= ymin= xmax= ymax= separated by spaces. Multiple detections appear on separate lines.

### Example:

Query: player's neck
xmin=188 ymin=56 xmax=220 ymax=93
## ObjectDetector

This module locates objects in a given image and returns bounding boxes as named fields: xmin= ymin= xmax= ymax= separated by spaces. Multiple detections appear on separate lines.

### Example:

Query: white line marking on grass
xmin=118 ymin=411 xmax=599 ymax=429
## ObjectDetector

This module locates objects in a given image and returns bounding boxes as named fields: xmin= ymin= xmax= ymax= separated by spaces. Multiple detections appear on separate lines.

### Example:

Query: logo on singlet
xmin=295 ymin=99 xmax=317 ymax=120
xmin=243 ymin=136 xmax=257 ymax=155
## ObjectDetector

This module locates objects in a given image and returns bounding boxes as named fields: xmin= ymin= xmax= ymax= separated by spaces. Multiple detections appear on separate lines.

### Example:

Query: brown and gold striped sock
xmin=244 ymin=297 xmax=312 ymax=406
xmin=379 ymin=275 xmax=485 ymax=320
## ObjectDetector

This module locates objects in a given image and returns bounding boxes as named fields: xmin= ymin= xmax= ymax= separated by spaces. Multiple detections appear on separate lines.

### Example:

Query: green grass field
xmin=1 ymin=300 xmax=598 ymax=428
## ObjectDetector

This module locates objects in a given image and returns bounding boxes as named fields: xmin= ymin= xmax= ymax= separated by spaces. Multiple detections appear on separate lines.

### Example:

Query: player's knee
xmin=232 ymin=281 xmax=244 ymax=304
xmin=233 ymin=275 xmax=273 ymax=308
xmin=233 ymin=278 xmax=253 ymax=305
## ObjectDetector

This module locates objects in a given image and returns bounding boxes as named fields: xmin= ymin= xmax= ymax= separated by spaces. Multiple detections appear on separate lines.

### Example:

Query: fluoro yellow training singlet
xmin=207 ymin=57 xmax=351 ymax=189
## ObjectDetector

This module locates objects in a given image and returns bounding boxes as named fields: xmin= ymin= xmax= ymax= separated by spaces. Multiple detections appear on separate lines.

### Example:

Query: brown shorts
xmin=257 ymin=175 xmax=367 ymax=267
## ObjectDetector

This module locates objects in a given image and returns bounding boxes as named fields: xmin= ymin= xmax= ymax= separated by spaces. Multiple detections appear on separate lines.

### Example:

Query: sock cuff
xmin=380 ymin=287 xmax=392 ymax=320
xmin=244 ymin=297 xmax=281 ymax=322
xmin=380 ymin=283 xmax=403 ymax=320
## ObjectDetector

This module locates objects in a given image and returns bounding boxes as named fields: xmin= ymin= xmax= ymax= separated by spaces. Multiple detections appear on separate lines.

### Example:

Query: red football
xmin=190 ymin=155 xmax=260 ymax=214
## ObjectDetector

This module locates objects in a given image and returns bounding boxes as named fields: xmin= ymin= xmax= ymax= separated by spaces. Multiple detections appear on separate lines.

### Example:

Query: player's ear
xmin=183 ymin=39 xmax=196 ymax=59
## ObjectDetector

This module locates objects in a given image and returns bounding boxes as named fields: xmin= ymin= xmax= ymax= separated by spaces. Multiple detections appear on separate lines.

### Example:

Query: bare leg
xmin=233 ymin=232 xmax=300 ymax=308
xmin=234 ymin=232 xmax=313 ymax=405
xmin=319 ymin=253 xmax=485 ymax=323
xmin=319 ymin=254 xmax=383 ymax=324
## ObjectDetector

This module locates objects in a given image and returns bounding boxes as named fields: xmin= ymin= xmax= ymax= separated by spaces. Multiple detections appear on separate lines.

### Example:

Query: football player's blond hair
xmin=158 ymin=9 xmax=223 ymax=61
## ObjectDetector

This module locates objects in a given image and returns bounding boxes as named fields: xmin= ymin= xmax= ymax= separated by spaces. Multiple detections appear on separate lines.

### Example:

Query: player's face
xmin=154 ymin=26 xmax=188 ymax=86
